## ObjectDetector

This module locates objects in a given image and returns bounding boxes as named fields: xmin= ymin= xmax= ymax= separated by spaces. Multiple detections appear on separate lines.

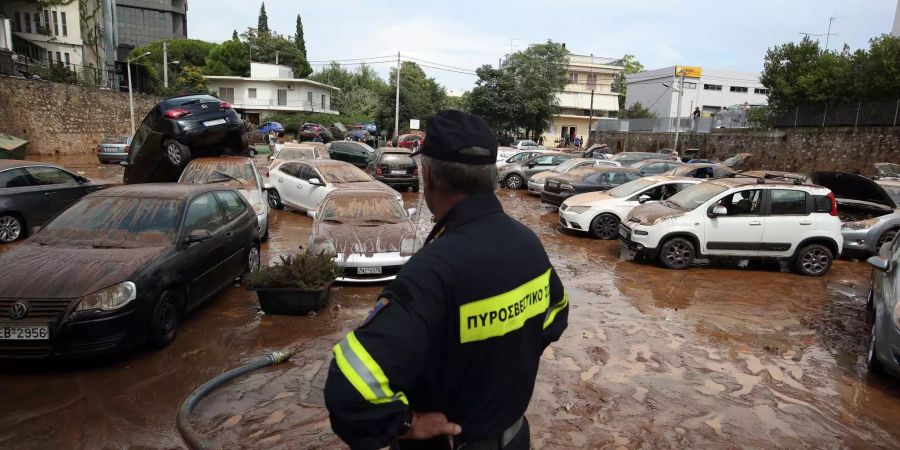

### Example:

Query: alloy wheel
xmin=664 ymin=242 xmax=692 ymax=268
xmin=248 ymin=246 xmax=260 ymax=273
xmin=268 ymin=190 xmax=281 ymax=209
xmin=801 ymin=248 xmax=829 ymax=275
xmin=167 ymin=143 xmax=183 ymax=165
xmin=594 ymin=215 xmax=619 ymax=239
xmin=506 ymin=175 xmax=523 ymax=190
xmin=0 ymin=216 xmax=22 ymax=242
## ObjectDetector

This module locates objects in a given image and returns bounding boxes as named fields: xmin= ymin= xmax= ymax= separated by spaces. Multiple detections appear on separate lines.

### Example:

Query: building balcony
xmin=228 ymin=97 xmax=339 ymax=115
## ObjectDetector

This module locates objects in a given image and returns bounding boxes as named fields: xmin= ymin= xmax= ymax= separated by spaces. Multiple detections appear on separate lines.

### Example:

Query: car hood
xmin=810 ymin=172 xmax=896 ymax=209
xmin=313 ymin=220 xmax=413 ymax=256
xmin=547 ymin=173 xmax=582 ymax=184
xmin=627 ymin=202 xmax=686 ymax=225
xmin=566 ymin=191 xmax=614 ymax=206
xmin=530 ymin=171 xmax=558 ymax=183
xmin=0 ymin=243 xmax=169 ymax=299
xmin=333 ymin=180 xmax=397 ymax=194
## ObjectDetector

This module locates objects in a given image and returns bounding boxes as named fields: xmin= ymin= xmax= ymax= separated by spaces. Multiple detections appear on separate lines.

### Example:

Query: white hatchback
xmin=559 ymin=176 xmax=702 ymax=239
xmin=619 ymin=178 xmax=844 ymax=276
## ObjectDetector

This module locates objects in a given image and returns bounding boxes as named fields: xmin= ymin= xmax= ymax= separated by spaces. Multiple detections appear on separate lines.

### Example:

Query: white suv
xmin=559 ymin=176 xmax=702 ymax=239
xmin=619 ymin=178 xmax=843 ymax=276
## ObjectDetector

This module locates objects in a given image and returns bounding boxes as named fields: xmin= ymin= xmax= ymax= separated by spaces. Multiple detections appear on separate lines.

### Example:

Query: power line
xmin=400 ymin=55 xmax=477 ymax=73
xmin=411 ymin=62 xmax=478 ymax=76
xmin=306 ymin=55 xmax=397 ymax=63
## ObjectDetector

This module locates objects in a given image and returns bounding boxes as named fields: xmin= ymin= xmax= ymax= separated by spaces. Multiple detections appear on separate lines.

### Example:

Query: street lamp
xmin=164 ymin=60 xmax=181 ymax=88
xmin=128 ymin=51 xmax=152 ymax=137
xmin=663 ymin=69 xmax=686 ymax=153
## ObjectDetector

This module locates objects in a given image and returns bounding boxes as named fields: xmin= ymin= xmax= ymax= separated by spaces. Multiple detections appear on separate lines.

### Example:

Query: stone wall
xmin=590 ymin=127 xmax=900 ymax=176
xmin=0 ymin=76 xmax=161 ymax=156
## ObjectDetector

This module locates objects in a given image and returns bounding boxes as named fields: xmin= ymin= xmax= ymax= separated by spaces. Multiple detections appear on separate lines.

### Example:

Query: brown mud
xmin=0 ymin=155 xmax=898 ymax=449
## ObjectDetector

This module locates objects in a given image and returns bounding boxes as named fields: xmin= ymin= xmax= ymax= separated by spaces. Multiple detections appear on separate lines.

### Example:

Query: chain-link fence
xmin=775 ymin=100 xmax=900 ymax=127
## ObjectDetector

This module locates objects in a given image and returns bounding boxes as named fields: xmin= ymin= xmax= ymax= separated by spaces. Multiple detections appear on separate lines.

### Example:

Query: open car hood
xmin=722 ymin=153 xmax=751 ymax=169
xmin=810 ymin=171 xmax=896 ymax=209
xmin=875 ymin=163 xmax=900 ymax=179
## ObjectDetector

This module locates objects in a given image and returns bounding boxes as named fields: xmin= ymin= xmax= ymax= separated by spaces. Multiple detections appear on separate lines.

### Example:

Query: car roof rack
xmin=732 ymin=172 xmax=804 ymax=185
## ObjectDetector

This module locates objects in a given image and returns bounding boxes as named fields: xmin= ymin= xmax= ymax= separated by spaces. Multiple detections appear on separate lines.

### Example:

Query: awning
xmin=557 ymin=91 xmax=619 ymax=111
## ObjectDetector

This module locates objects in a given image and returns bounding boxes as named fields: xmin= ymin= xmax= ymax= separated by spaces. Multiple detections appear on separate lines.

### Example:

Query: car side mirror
xmin=867 ymin=256 xmax=891 ymax=272
xmin=309 ymin=177 xmax=323 ymax=186
xmin=407 ymin=207 xmax=417 ymax=217
xmin=709 ymin=206 xmax=728 ymax=217
xmin=638 ymin=195 xmax=651 ymax=204
xmin=184 ymin=229 xmax=212 ymax=244
xmin=306 ymin=210 xmax=317 ymax=219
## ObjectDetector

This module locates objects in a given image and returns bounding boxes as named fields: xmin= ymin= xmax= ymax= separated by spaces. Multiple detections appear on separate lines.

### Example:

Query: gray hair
xmin=422 ymin=153 xmax=498 ymax=194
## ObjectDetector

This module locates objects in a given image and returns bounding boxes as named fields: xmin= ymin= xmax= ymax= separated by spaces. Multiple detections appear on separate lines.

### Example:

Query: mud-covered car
xmin=722 ymin=152 xmax=752 ymax=170
xmin=122 ymin=95 xmax=246 ymax=184
xmin=498 ymin=152 xmax=575 ymax=190
xmin=865 ymin=237 xmax=900 ymax=379
xmin=0 ymin=184 xmax=260 ymax=359
xmin=265 ymin=159 xmax=400 ymax=213
xmin=366 ymin=148 xmax=419 ymax=192
xmin=327 ymin=141 xmax=376 ymax=168
xmin=875 ymin=163 xmax=900 ymax=180
xmin=308 ymin=189 xmax=419 ymax=283
xmin=96 ymin=135 xmax=132 ymax=164
xmin=298 ymin=123 xmax=334 ymax=143
xmin=608 ymin=152 xmax=660 ymax=167
xmin=666 ymin=163 xmax=735 ymax=179
xmin=631 ymin=159 xmax=684 ymax=176
xmin=528 ymin=158 xmax=621 ymax=195
xmin=541 ymin=166 xmax=642 ymax=206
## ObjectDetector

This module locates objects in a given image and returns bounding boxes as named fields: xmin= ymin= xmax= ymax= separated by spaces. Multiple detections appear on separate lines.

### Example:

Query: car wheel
xmin=149 ymin=291 xmax=182 ymax=348
xmin=0 ymin=214 xmax=24 ymax=243
xmin=505 ymin=174 xmax=524 ymax=190
xmin=412 ymin=184 xmax=420 ymax=193
xmin=877 ymin=229 xmax=897 ymax=249
xmin=246 ymin=244 xmax=261 ymax=275
xmin=268 ymin=189 xmax=284 ymax=210
xmin=795 ymin=244 xmax=832 ymax=277
xmin=164 ymin=139 xmax=191 ymax=167
xmin=659 ymin=237 xmax=695 ymax=270
xmin=867 ymin=322 xmax=884 ymax=374
xmin=590 ymin=214 xmax=619 ymax=240
xmin=248 ymin=147 xmax=257 ymax=158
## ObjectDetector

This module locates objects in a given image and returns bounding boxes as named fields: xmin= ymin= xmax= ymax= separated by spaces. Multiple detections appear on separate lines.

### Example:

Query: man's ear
xmin=422 ymin=161 xmax=432 ymax=189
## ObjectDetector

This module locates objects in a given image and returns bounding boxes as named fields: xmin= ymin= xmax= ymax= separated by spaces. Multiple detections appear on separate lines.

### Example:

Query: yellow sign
xmin=675 ymin=66 xmax=702 ymax=78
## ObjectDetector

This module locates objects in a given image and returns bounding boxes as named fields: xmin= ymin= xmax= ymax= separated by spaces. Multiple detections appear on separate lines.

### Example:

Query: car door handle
xmin=799 ymin=221 xmax=812 ymax=225
xmin=749 ymin=221 xmax=762 ymax=226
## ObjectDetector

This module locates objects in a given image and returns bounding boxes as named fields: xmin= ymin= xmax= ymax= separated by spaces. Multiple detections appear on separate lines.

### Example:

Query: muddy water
xmin=0 ymin=156 xmax=898 ymax=449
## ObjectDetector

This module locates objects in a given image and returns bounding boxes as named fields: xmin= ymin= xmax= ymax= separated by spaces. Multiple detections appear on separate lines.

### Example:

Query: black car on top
xmin=0 ymin=183 xmax=260 ymax=359
xmin=328 ymin=141 xmax=376 ymax=169
xmin=366 ymin=148 xmax=419 ymax=192
xmin=123 ymin=94 xmax=247 ymax=185
xmin=541 ymin=166 xmax=642 ymax=206
xmin=0 ymin=161 xmax=108 ymax=243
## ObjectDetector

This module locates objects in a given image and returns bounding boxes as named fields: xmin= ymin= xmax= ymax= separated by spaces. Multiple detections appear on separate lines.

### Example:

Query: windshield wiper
xmin=91 ymin=243 xmax=129 ymax=249
xmin=322 ymin=218 xmax=343 ymax=224
xmin=211 ymin=170 xmax=242 ymax=183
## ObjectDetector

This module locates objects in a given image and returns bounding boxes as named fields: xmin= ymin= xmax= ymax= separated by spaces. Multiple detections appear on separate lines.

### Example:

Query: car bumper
xmin=841 ymin=228 xmax=878 ymax=256
xmin=375 ymin=176 xmax=418 ymax=188
xmin=874 ymin=306 xmax=900 ymax=379
xmin=617 ymin=223 xmax=658 ymax=257
xmin=558 ymin=208 xmax=592 ymax=232
xmin=333 ymin=252 xmax=410 ymax=283
xmin=175 ymin=121 xmax=243 ymax=149
xmin=541 ymin=191 xmax=573 ymax=207
xmin=527 ymin=180 xmax=545 ymax=195
xmin=257 ymin=210 xmax=269 ymax=236
xmin=98 ymin=152 xmax=128 ymax=162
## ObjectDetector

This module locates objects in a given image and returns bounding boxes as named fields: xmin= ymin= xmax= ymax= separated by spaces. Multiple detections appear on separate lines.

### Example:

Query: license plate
xmin=203 ymin=118 xmax=227 ymax=127
xmin=390 ymin=170 xmax=406 ymax=176
xmin=357 ymin=266 xmax=382 ymax=275
xmin=102 ymin=147 xmax=117 ymax=153
xmin=0 ymin=325 xmax=49 ymax=340
xmin=619 ymin=225 xmax=630 ymax=239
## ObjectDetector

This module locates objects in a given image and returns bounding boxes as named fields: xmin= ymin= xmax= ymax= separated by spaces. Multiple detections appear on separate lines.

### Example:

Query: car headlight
xmin=400 ymin=236 xmax=419 ymax=256
xmin=76 ymin=281 xmax=136 ymax=312
xmin=566 ymin=206 xmax=590 ymax=214
xmin=315 ymin=240 xmax=335 ymax=255
xmin=560 ymin=183 xmax=575 ymax=191
xmin=842 ymin=218 xmax=879 ymax=230
xmin=253 ymin=203 xmax=266 ymax=215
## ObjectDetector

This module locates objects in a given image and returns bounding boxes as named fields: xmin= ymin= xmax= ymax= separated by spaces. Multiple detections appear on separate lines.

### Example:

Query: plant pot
xmin=253 ymin=282 xmax=333 ymax=315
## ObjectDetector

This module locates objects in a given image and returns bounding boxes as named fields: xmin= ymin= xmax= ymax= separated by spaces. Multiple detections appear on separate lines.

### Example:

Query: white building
xmin=625 ymin=66 xmax=768 ymax=118
xmin=3 ymin=1 xmax=86 ymax=69
xmin=205 ymin=62 xmax=341 ymax=124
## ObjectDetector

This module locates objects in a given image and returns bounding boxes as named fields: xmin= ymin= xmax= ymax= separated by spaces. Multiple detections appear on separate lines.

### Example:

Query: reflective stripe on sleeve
xmin=543 ymin=291 xmax=568 ymax=330
xmin=332 ymin=331 xmax=409 ymax=405
xmin=459 ymin=268 xmax=552 ymax=343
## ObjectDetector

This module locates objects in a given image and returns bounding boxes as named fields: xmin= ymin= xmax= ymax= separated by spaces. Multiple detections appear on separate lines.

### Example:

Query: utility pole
xmin=162 ymin=41 xmax=168 ymax=88
xmin=394 ymin=52 xmax=400 ymax=141
xmin=825 ymin=15 xmax=843 ymax=50
xmin=673 ymin=68 xmax=686 ymax=153
xmin=587 ymin=53 xmax=595 ymax=145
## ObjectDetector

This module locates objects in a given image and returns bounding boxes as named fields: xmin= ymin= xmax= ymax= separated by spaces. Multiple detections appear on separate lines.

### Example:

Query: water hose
xmin=176 ymin=349 xmax=295 ymax=450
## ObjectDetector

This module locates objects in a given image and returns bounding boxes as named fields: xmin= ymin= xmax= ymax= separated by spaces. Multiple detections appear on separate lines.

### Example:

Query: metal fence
xmin=775 ymin=100 xmax=900 ymax=127
xmin=0 ymin=50 xmax=131 ymax=91
xmin=594 ymin=117 xmax=715 ymax=133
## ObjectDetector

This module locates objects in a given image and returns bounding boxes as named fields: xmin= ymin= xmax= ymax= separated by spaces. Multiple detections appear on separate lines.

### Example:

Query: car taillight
xmin=96 ymin=145 xmax=101 ymax=153
xmin=164 ymin=108 xmax=191 ymax=119
xmin=124 ymin=145 xmax=130 ymax=153
xmin=828 ymin=192 xmax=838 ymax=216
xmin=219 ymin=101 xmax=232 ymax=109
xmin=375 ymin=167 xmax=383 ymax=175
xmin=412 ymin=166 xmax=418 ymax=176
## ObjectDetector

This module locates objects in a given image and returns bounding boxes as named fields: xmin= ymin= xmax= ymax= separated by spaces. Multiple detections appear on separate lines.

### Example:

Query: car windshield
xmin=551 ymin=159 xmax=585 ymax=173
xmin=607 ymin=178 xmax=658 ymax=198
xmin=318 ymin=164 xmax=373 ymax=183
xmin=320 ymin=195 xmax=405 ymax=223
xmin=567 ymin=167 xmax=602 ymax=180
xmin=351 ymin=142 xmax=376 ymax=152
xmin=879 ymin=184 xmax=900 ymax=205
xmin=381 ymin=153 xmax=414 ymax=165
xmin=179 ymin=160 xmax=256 ymax=187
xmin=102 ymin=136 xmax=128 ymax=144
xmin=667 ymin=182 xmax=729 ymax=210
xmin=278 ymin=148 xmax=316 ymax=160
xmin=35 ymin=197 xmax=180 ymax=247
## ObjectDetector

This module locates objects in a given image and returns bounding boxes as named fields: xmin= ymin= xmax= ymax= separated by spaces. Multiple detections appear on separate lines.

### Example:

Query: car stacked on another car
xmin=309 ymin=189 xmax=420 ymax=283
xmin=619 ymin=177 xmax=843 ymax=276
xmin=541 ymin=166 xmax=642 ymax=207
xmin=559 ymin=176 xmax=703 ymax=239
xmin=96 ymin=135 xmax=132 ymax=164
xmin=527 ymin=158 xmax=621 ymax=195
xmin=366 ymin=148 xmax=419 ymax=192
xmin=0 ymin=161 xmax=109 ymax=243
xmin=498 ymin=152 xmax=576 ymax=190
xmin=0 ymin=183 xmax=260 ymax=359
xmin=328 ymin=141 xmax=377 ymax=169
xmin=299 ymin=123 xmax=334 ymax=143
xmin=265 ymin=159 xmax=400 ymax=213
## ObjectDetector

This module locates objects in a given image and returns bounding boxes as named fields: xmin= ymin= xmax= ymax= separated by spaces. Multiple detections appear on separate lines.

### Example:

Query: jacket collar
xmin=425 ymin=193 xmax=503 ymax=244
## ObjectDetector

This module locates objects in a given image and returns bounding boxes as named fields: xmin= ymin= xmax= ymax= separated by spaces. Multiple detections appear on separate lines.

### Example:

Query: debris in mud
xmin=223 ymin=415 xmax=242 ymax=428
xmin=307 ymin=311 xmax=318 ymax=318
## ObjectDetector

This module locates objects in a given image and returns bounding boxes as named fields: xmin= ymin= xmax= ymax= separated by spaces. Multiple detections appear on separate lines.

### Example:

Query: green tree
xmin=242 ymin=28 xmax=312 ymax=77
xmin=468 ymin=65 xmax=521 ymax=141
xmin=130 ymin=39 xmax=217 ymax=95
xmin=204 ymin=39 xmax=250 ymax=76
xmin=444 ymin=92 xmax=469 ymax=111
xmin=854 ymin=35 xmax=900 ymax=99
xmin=374 ymin=62 xmax=447 ymax=137
xmin=170 ymin=66 xmax=208 ymax=96
xmin=309 ymin=62 xmax=388 ymax=120
xmin=501 ymin=41 xmax=569 ymax=140
xmin=617 ymin=101 xmax=656 ymax=119
xmin=611 ymin=54 xmax=644 ymax=110
xmin=257 ymin=2 xmax=269 ymax=34
xmin=232 ymin=30 xmax=239 ymax=41
xmin=294 ymin=15 xmax=307 ymax=58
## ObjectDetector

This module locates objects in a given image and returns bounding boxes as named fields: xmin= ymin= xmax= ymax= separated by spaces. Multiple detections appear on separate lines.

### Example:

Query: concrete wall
xmin=590 ymin=127 xmax=900 ymax=176
xmin=0 ymin=76 xmax=160 ymax=155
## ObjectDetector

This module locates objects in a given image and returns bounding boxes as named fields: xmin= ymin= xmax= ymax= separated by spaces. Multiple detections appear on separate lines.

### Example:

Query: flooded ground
xmin=1 ymin=155 xmax=898 ymax=449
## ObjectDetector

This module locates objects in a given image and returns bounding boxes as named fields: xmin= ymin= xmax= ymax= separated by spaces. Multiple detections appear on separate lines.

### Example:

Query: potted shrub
xmin=245 ymin=251 xmax=339 ymax=315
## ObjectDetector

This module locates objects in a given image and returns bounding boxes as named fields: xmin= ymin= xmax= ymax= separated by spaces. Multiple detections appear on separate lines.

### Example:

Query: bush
xmin=244 ymin=251 xmax=339 ymax=290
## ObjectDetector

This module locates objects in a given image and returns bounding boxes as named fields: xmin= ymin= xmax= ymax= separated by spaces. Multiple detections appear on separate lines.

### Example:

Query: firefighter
xmin=324 ymin=110 xmax=569 ymax=450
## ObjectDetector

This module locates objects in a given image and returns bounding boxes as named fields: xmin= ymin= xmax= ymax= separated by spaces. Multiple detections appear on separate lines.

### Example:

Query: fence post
xmin=822 ymin=103 xmax=828 ymax=128
xmin=793 ymin=106 xmax=799 ymax=127
xmin=854 ymin=101 xmax=860 ymax=128
xmin=894 ymin=99 xmax=899 ymax=127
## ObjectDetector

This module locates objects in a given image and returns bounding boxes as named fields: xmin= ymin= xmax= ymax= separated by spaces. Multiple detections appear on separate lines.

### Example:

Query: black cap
xmin=410 ymin=110 xmax=497 ymax=165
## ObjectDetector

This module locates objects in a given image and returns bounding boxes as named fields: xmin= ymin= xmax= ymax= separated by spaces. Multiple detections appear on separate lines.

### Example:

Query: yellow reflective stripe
xmin=543 ymin=291 xmax=568 ymax=330
xmin=459 ymin=268 xmax=552 ymax=343
xmin=333 ymin=331 xmax=409 ymax=406
xmin=333 ymin=338 xmax=377 ymax=401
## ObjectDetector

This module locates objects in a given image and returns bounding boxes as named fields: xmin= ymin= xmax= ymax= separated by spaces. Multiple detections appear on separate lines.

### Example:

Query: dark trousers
xmin=392 ymin=418 xmax=529 ymax=450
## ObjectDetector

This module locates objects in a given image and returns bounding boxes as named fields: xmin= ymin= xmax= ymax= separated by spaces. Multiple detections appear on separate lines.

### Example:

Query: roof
xmin=634 ymin=159 xmax=678 ymax=166
xmin=187 ymin=156 xmax=254 ymax=165
xmin=92 ymin=183 xmax=229 ymax=199
xmin=203 ymin=75 xmax=341 ymax=92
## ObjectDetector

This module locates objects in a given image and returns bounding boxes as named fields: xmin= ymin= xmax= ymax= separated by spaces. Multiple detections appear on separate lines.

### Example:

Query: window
xmin=183 ymin=193 xmax=226 ymax=234
xmin=552 ymin=156 xmax=572 ymax=165
xmin=730 ymin=86 xmax=748 ymax=93
xmin=278 ymin=162 xmax=301 ymax=178
xmin=321 ymin=94 xmax=326 ymax=109
xmin=682 ymin=82 xmax=697 ymax=89
xmin=13 ymin=12 xmax=21 ymax=32
xmin=218 ymin=87 xmax=234 ymax=103
xmin=715 ymin=189 xmax=762 ymax=216
xmin=61 ymin=12 xmax=67 ymax=36
xmin=770 ymin=190 xmax=808 ymax=215
xmin=532 ymin=155 xmax=555 ymax=165
xmin=43 ymin=11 xmax=50 ymax=32
xmin=754 ymin=88 xmax=769 ymax=95
xmin=278 ymin=89 xmax=287 ymax=106
xmin=0 ymin=169 xmax=33 ymax=188
xmin=47 ymin=51 xmax=53 ymax=63
xmin=52 ymin=11 xmax=58 ymax=35
xmin=587 ymin=73 xmax=598 ymax=89
xmin=34 ymin=11 xmax=41 ymax=31
xmin=24 ymin=13 xmax=31 ymax=33
xmin=703 ymin=84 xmax=722 ymax=91
xmin=299 ymin=165 xmax=318 ymax=181
xmin=307 ymin=91 xmax=313 ymax=105
xmin=569 ymin=72 xmax=578 ymax=83
xmin=248 ymin=88 xmax=256 ymax=99
xmin=56 ymin=52 xmax=62 ymax=65
xmin=214 ymin=191 xmax=247 ymax=222
xmin=24 ymin=166 xmax=78 ymax=185
xmin=64 ymin=53 xmax=70 ymax=67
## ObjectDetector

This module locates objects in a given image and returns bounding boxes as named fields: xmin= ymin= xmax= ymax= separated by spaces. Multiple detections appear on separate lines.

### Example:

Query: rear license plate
xmin=0 ymin=325 xmax=49 ymax=340
xmin=203 ymin=118 xmax=227 ymax=127
xmin=102 ymin=147 xmax=116 ymax=153
xmin=357 ymin=266 xmax=383 ymax=275
xmin=390 ymin=170 xmax=406 ymax=176
xmin=619 ymin=225 xmax=630 ymax=240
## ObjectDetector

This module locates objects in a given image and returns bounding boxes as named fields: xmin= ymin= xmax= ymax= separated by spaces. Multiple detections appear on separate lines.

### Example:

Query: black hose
xmin=176 ymin=349 xmax=294 ymax=450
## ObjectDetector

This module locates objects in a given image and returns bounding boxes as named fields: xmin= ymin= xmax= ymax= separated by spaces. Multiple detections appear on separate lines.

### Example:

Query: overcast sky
xmin=187 ymin=0 xmax=899 ymax=92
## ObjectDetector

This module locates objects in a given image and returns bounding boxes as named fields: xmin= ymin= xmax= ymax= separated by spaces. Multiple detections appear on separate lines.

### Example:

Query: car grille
xmin=0 ymin=298 xmax=71 ymax=321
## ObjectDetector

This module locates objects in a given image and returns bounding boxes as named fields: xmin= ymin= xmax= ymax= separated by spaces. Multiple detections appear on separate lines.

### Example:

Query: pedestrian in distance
xmin=692 ymin=107 xmax=701 ymax=131
xmin=325 ymin=109 xmax=569 ymax=450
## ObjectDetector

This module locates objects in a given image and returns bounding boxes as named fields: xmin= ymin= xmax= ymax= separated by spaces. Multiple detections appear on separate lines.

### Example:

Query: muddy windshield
xmin=318 ymin=165 xmax=372 ymax=183
xmin=607 ymin=178 xmax=658 ymax=198
xmin=320 ymin=196 xmax=405 ymax=223
xmin=278 ymin=148 xmax=316 ymax=160
xmin=879 ymin=184 xmax=900 ymax=205
xmin=667 ymin=183 xmax=729 ymax=210
xmin=180 ymin=161 xmax=256 ymax=187
xmin=36 ymin=197 xmax=180 ymax=246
